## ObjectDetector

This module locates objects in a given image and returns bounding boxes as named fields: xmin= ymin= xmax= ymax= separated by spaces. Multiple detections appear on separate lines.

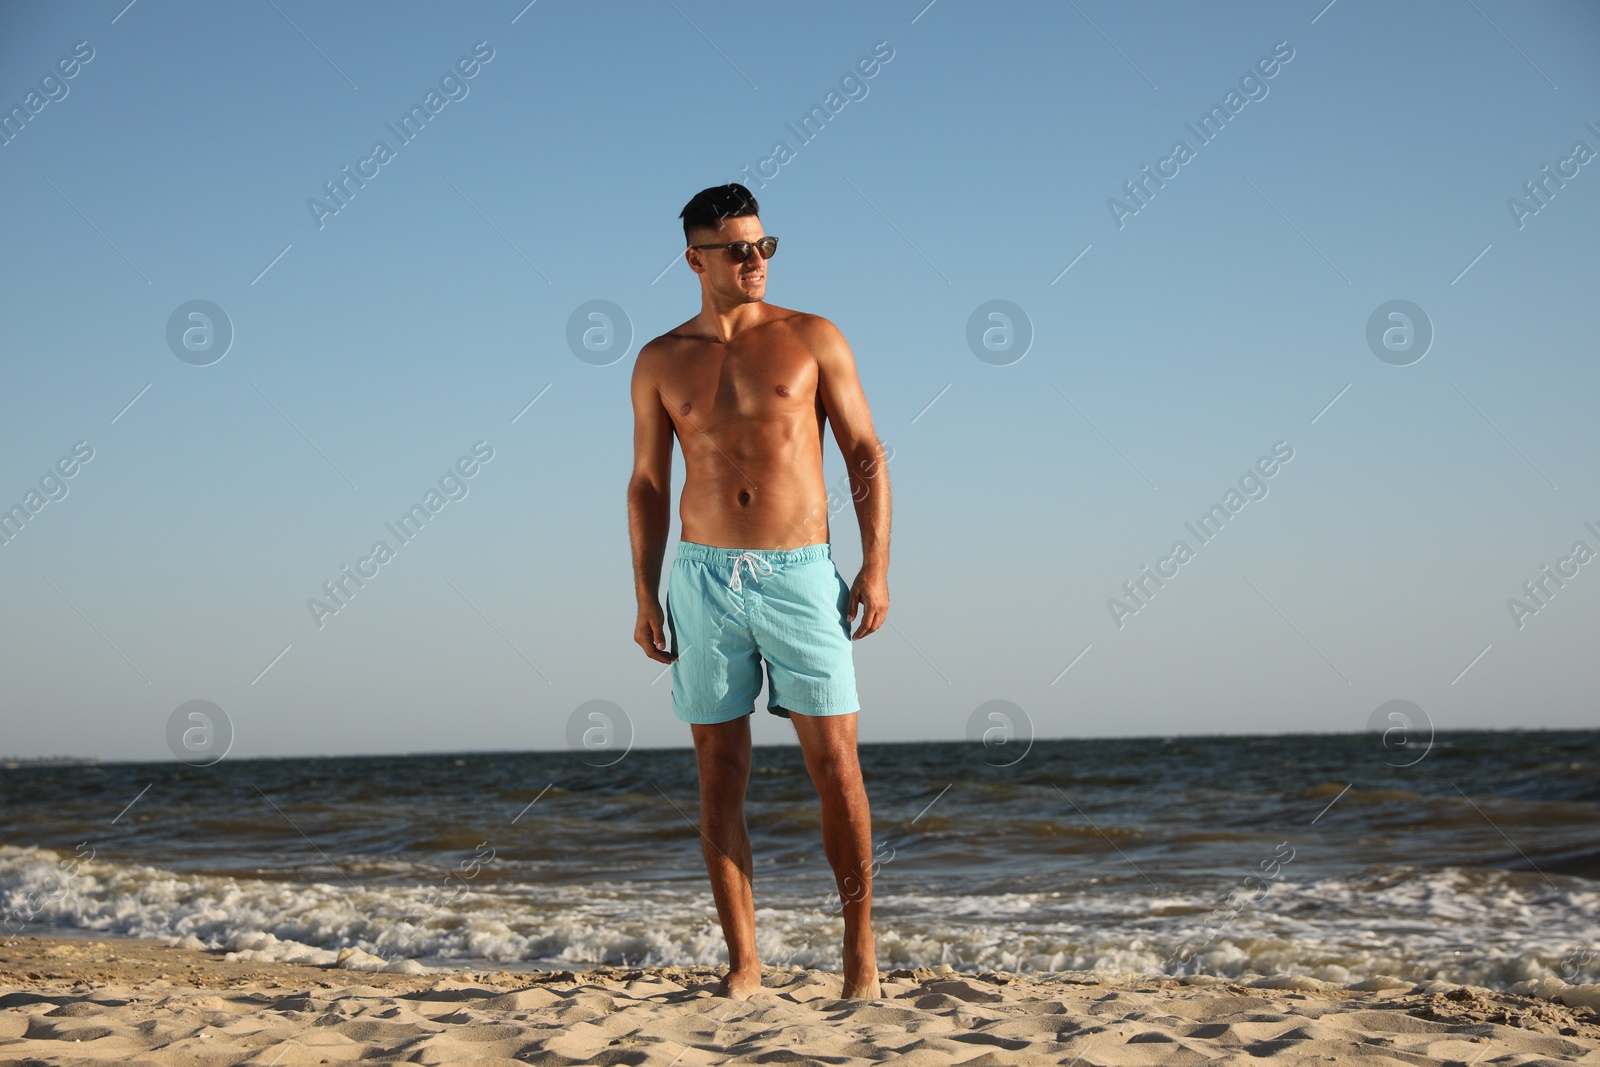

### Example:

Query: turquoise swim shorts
xmin=665 ymin=539 xmax=860 ymax=724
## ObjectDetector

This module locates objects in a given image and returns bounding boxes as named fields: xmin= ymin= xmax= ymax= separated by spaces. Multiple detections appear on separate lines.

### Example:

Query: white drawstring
xmin=727 ymin=551 xmax=773 ymax=592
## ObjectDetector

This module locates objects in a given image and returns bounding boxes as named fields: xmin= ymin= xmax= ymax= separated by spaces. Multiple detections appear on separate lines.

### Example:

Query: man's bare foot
xmin=713 ymin=966 xmax=763 ymax=1000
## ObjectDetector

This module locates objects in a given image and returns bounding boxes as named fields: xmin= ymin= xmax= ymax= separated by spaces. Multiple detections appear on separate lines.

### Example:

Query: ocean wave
xmin=2 ymin=844 xmax=1594 ymax=990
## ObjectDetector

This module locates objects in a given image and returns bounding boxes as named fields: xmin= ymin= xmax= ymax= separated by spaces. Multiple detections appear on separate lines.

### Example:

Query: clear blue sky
xmin=2 ymin=0 xmax=1596 ymax=760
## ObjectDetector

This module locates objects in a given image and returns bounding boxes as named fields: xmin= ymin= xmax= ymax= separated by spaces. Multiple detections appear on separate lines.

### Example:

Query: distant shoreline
xmin=0 ymin=756 xmax=98 ymax=769
xmin=3 ymin=724 xmax=1595 ymax=766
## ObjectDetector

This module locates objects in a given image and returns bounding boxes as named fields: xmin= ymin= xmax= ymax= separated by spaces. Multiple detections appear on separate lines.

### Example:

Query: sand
xmin=2 ymin=935 xmax=1598 ymax=1066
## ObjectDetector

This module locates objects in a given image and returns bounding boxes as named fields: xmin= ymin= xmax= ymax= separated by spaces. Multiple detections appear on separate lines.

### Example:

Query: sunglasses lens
xmin=758 ymin=237 xmax=778 ymax=259
xmin=726 ymin=242 xmax=753 ymax=262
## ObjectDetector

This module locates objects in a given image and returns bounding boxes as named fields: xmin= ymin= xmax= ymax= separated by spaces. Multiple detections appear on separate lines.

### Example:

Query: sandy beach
xmin=2 ymin=935 xmax=1598 ymax=1066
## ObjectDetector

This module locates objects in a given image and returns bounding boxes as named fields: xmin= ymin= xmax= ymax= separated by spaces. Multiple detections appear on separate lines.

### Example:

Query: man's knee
xmin=698 ymin=753 xmax=750 ymax=799
xmin=806 ymin=749 xmax=868 ymax=806
xmin=694 ymin=734 xmax=751 ymax=798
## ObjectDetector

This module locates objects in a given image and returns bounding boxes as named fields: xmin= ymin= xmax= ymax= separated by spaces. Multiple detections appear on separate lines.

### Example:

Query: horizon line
xmin=5 ymin=723 xmax=1593 ymax=767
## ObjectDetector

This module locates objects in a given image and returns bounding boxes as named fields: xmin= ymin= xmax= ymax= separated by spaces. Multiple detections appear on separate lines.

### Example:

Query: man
xmin=628 ymin=183 xmax=891 ymax=1001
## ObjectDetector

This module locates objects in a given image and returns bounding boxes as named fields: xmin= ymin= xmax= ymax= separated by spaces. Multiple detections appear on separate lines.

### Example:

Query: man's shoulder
xmin=637 ymin=324 xmax=695 ymax=371
xmin=643 ymin=318 xmax=697 ymax=351
xmin=766 ymin=304 xmax=827 ymax=327
xmin=768 ymin=306 xmax=841 ymax=342
xmin=782 ymin=310 xmax=852 ymax=364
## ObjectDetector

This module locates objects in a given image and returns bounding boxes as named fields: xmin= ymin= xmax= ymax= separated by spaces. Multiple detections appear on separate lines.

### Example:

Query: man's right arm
xmin=628 ymin=341 xmax=676 ymax=663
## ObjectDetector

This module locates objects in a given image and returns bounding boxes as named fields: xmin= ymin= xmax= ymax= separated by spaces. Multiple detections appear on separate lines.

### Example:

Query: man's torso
xmin=644 ymin=304 xmax=831 ymax=550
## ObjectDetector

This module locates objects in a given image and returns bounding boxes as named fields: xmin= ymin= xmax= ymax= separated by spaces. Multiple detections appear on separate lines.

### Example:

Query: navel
xmin=775 ymin=384 xmax=790 ymax=397
xmin=679 ymin=401 xmax=692 ymax=415
xmin=737 ymin=490 xmax=751 ymax=506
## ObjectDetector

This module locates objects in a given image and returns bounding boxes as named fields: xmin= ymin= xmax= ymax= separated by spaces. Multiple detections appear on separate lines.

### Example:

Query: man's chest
xmin=663 ymin=343 xmax=820 ymax=423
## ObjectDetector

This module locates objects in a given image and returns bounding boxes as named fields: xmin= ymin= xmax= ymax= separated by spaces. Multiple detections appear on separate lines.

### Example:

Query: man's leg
xmin=690 ymin=715 xmax=761 ymax=999
xmin=786 ymin=709 xmax=881 ymax=999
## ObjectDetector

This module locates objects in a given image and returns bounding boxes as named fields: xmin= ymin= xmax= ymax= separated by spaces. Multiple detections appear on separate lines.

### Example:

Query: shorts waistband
xmin=673 ymin=539 xmax=832 ymax=566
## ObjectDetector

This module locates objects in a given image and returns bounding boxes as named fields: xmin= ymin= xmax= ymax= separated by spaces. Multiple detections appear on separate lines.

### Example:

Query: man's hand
xmin=847 ymin=569 xmax=888 ymax=640
xmin=635 ymin=601 xmax=676 ymax=664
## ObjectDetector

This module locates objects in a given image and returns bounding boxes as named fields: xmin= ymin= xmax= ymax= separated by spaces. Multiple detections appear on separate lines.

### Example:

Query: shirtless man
xmin=628 ymin=183 xmax=891 ymax=1000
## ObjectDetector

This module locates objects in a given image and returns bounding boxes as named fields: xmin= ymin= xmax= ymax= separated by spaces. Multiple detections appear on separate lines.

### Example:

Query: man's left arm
xmin=812 ymin=316 xmax=890 ymax=640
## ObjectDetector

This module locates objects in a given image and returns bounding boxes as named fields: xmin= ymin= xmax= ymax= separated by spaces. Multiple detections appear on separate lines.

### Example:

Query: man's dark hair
xmin=679 ymin=183 xmax=760 ymax=245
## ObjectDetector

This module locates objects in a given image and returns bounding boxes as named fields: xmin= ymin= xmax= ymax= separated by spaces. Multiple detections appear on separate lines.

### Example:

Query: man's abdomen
xmin=677 ymin=447 xmax=831 ymax=551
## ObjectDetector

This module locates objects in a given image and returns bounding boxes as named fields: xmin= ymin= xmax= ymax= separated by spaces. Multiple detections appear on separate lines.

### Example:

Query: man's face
xmin=687 ymin=215 xmax=767 ymax=303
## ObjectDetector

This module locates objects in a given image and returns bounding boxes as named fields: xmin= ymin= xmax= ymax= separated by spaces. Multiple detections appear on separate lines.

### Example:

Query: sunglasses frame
xmin=687 ymin=236 xmax=779 ymax=263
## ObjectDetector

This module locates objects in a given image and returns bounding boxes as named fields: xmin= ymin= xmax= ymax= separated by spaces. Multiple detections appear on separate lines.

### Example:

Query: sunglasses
xmin=687 ymin=236 xmax=779 ymax=263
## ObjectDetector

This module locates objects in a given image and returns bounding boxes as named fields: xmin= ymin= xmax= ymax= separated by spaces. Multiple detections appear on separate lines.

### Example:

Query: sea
xmin=2 ymin=729 xmax=1596 ymax=992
